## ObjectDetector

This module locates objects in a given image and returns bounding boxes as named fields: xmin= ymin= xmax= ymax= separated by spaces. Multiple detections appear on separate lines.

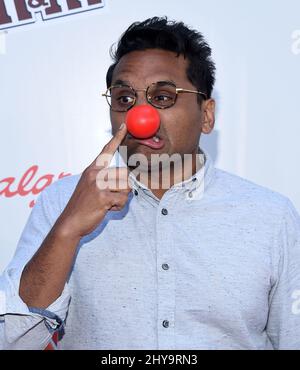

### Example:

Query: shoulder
xmin=211 ymin=168 xmax=295 ymax=222
xmin=213 ymin=168 xmax=289 ymax=205
xmin=38 ymin=173 xmax=81 ymax=213
xmin=210 ymin=169 xmax=300 ymax=260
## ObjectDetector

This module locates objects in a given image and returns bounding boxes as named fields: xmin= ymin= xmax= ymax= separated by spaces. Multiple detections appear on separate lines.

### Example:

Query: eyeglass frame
xmin=102 ymin=81 xmax=208 ymax=112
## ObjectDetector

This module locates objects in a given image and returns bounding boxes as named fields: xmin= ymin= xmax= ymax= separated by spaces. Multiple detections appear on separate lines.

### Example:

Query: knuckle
xmin=98 ymin=190 xmax=108 ymax=202
xmin=100 ymin=192 xmax=113 ymax=210
xmin=82 ymin=166 xmax=91 ymax=177
xmin=82 ymin=167 xmax=94 ymax=181
xmin=120 ymin=192 xmax=129 ymax=203
xmin=86 ymin=169 xmax=97 ymax=182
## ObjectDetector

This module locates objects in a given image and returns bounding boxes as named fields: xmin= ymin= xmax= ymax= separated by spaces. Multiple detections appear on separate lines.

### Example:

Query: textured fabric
xmin=1 ymin=149 xmax=300 ymax=350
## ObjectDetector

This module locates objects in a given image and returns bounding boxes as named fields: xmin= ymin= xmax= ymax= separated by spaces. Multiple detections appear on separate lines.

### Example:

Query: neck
xmin=131 ymin=147 xmax=205 ymax=200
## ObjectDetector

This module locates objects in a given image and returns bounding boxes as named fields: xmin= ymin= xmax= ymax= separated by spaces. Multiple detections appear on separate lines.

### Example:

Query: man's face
xmin=110 ymin=49 xmax=215 ymax=170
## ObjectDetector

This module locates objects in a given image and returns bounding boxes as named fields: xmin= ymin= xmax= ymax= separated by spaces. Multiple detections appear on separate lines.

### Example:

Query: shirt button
xmin=162 ymin=263 xmax=169 ymax=270
xmin=161 ymin=208 xmax=168 ymax=216
xmin=192 ymin=178 xmax=197 ymax=182
xmin=188 ymin=192 xmax=193 ymax=198
xmin=162 ymin=320 xmax=169 ymax=328
xmin=134 ymin=190 xmax=138 ymax=196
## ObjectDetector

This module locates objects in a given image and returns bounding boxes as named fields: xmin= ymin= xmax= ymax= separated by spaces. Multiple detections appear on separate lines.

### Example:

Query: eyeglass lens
xmin=107 ymin=82 xmax=177 ymax=111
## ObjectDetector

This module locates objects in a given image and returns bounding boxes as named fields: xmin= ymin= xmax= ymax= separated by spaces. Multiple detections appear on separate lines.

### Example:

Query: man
xmin=1 ymin=17 xmax=300 ymax=350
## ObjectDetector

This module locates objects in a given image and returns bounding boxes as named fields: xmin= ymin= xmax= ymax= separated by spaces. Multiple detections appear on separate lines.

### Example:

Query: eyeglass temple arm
xmin=176 ymin=88 xmax=207 ymax=99
xmin=101 ymin=87 xmax=147 ymax=97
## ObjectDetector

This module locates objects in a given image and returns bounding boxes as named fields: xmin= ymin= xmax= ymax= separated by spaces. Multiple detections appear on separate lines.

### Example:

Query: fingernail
xmin=119 ymin=123 xmax=125 ymax=130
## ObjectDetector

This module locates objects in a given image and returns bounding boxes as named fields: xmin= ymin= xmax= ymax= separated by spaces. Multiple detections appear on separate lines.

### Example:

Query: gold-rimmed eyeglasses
xmin=102 ymin=80 xmax=207 ymax=112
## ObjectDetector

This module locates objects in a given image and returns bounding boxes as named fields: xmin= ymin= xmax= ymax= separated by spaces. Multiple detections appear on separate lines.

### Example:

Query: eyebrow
xmin=113 ymin=79 xmax=130 ymax=86
xmin=111 ymin=79 xmax=178 ymax=87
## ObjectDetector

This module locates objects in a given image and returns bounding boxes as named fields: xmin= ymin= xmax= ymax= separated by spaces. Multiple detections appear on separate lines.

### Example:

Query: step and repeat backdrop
xmin=0 ymin=0 xmax=300 ymax=272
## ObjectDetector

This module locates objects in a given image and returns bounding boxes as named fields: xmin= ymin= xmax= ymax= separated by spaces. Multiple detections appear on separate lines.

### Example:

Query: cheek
xmin=161 ymin=107 xmax=202 ymax=148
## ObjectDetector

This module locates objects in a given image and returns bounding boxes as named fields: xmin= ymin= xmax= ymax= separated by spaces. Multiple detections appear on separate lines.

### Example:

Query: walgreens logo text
xmin=0 ymin=166 xmax=71 ymax=208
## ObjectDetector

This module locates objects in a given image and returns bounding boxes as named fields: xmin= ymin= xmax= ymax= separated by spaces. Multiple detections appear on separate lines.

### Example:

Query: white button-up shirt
xmin=1 ymin=150 xmax=300 ymax=349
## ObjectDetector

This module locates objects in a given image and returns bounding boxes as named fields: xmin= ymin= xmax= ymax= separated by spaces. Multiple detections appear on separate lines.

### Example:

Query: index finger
xmin=92 ymin=123 xmax=127 ymax=168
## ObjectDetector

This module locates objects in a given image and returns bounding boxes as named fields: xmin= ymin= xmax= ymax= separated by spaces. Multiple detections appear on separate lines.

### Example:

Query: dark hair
xmin=106 ymin=17 xmax=216 ymax=99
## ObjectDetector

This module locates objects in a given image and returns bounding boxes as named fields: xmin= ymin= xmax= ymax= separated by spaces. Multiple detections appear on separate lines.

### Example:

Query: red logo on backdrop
xmin=0 ymin=165 xmax=71 ymax=208
xmin=0 ymin=0 xmax=104 ymax=30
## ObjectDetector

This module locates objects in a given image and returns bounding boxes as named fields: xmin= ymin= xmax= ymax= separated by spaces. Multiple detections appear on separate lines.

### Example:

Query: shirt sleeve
xmin=0 ymin=180 xmax=72 ymax=350
xmin=267 ymin=199 xmax=300 ymax=350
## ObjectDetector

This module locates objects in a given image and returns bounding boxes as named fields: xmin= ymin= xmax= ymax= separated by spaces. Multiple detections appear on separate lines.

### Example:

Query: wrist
xmin=52 ymin=219 xmax=82 ymax=243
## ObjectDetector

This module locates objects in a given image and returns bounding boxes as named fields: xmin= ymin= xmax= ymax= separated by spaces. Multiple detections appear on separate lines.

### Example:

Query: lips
xmin=127 ymin=133 xmax=165 ymax=150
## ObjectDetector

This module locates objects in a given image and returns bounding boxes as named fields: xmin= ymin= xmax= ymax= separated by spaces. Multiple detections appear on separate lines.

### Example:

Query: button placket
xmin=156 ymin=200 xmax=176 ymax=349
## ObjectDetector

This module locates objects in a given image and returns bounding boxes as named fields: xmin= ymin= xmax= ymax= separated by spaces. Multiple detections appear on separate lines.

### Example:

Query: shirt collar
xmin=128 ymin=147 xmax=215 ymax=200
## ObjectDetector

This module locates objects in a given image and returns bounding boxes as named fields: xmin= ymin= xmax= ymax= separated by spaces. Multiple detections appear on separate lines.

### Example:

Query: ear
xmin=201 ymin=99 xmax=215 ymax=134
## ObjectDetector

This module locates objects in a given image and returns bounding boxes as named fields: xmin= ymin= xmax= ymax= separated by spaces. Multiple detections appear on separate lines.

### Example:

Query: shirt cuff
xmin=0 ymin=266 xmax=71 ymax=343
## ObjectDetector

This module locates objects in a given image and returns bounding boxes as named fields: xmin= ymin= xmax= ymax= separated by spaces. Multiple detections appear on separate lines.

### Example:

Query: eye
xmin=118 ymin=96 xmax=135 ymax=105
xmin=152 ymin=94 xmax=173 ymax=102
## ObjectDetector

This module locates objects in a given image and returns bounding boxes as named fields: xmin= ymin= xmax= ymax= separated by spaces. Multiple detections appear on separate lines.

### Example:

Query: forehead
xmin=111 ymin=49 xmax=191 ymax=86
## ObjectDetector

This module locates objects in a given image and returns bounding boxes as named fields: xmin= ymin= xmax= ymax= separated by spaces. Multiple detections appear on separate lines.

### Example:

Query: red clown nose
xmin=125 ymin=105 xmax=160 ymax=139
